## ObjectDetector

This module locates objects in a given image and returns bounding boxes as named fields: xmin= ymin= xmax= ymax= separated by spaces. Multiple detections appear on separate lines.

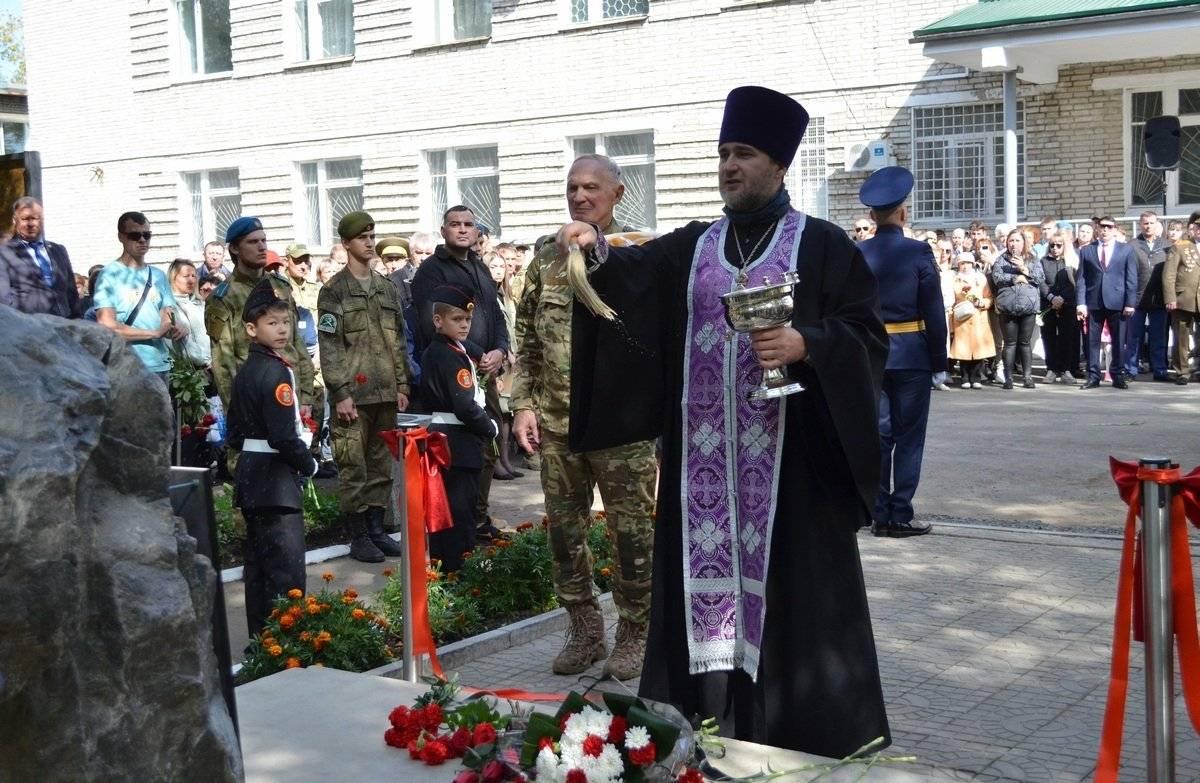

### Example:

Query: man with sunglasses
xmin=851 ymin=218 xmax=874 ymax=241
xmin=93 ymin=212 xmax=187 ymax=381
xmin=1076 ymin=215 xmax=1137 ymax=389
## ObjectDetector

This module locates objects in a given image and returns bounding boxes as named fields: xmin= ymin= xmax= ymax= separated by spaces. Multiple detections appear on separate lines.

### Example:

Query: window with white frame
xmin=0 ymin=120 xmax=27 ymax=154
xmin=182 ymin=169 xmax=241 ymax=252
xmin=428 ymin=147 xmax=501 ymax=235
xmin=1129 ymin=88 xmax=1200 ymax=211
xmin=299 ymin=159 xmax=363 ymax=247
xmin=911 ymin=102 xmax=1025 ymax=223
xmin=569 ymin=0 xmax=649 ymax=23
xmin=425 ymin=0 xmax=492 ymax=43
xmin=571 ymin=132 xmax=656 ymax=230
xmin=174 ymin=0 xmax=232 ymax=75
xmin=785 ymin=117 xmax=827 ymax=219
xmin=291 ymin=0 xmax=355 ymax=61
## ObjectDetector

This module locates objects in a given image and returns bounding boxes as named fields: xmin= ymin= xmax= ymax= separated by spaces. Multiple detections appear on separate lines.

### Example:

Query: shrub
xmin=238 ymin=584 xmax=392 ymax=683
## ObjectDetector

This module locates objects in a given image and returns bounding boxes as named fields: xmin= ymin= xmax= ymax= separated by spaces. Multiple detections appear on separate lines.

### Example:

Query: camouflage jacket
xmin=509 ymin=219 xmax=626 ymax=434
xmin=205 ymin=268 xmax=315 ymax=408
xmin=316 ymin=268 xmax=412 ymax=406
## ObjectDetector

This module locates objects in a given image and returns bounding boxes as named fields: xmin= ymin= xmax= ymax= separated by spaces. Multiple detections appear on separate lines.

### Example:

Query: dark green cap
xmin=337 ymin=210 xmax=374 ymax=240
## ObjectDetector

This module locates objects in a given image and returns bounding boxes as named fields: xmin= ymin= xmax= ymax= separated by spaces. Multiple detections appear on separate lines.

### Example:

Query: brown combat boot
xmin=602 ymin=618 xmax=647 ymax=680
xmin=553 ymin=601 xmax=606 ymax=675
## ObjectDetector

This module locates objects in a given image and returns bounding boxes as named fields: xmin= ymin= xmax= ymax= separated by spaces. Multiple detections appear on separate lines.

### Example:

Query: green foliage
xmin=0 ymin=14 xmax=24 ymax=86
xmin=168 ymin=346 xmax=211 ymax=427
xmin=378 ymin=516 xmax=617 ymax=645
xmin=238 ymin=585 xmax=391 ymax=683
xmin=445 ymin=697 xmax=509 ymax=731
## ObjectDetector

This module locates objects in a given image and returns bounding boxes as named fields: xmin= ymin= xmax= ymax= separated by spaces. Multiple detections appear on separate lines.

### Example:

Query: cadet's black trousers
xmin=242 ymin=508 xmax=306 ymax=638
xmin=430 ymin=466 xmax=480 ymax=574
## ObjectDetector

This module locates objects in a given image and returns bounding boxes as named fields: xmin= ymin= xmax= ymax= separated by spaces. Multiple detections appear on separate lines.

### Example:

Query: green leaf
xmin=625 ymin=704 xmax=680 ymax=761
xmin=520 ymin=712 xmax=562 ymax=767
xmin=602 ymin=691 xmax=642 ymax=718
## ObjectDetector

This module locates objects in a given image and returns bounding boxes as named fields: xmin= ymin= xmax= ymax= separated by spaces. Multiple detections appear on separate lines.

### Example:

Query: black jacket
xmin=1139 ymin=246 xmax=1169 ymax=311
xmin=1038 ymin=254 xmax=1069 ymax=308
xmin=417 ymin=335 xmax=496 ymax=470
xmin=0 ymin=237 xmax=80 ymax=318
xmin=226 ymin=343 xmax=316 ymax=511
xmin=410 ymin=245 xmax=509 ymax=358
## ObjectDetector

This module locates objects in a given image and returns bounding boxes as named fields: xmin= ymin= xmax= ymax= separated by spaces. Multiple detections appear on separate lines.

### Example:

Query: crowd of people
xmin=851 ymin=211 xmax=1200 ymax=389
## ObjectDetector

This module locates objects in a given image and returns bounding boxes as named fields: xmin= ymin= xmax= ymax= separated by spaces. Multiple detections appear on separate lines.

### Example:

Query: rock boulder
xmin=0 ymin=308 xmax=241 ymax=781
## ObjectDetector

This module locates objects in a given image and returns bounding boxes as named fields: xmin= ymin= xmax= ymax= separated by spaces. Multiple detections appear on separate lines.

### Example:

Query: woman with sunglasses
xmin=1038 ymin=231 xmax=1078 ymax=382
xmin=991 ymin=229 xmax=1046 ymax=389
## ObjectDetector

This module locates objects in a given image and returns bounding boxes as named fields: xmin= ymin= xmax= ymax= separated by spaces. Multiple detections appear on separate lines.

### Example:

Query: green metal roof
xmin=915 ymin=0 xmax=1200 ymax=38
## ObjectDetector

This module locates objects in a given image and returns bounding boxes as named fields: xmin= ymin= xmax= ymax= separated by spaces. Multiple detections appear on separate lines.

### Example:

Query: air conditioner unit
xmin=844 ymin=140 xmax=890 ymax=172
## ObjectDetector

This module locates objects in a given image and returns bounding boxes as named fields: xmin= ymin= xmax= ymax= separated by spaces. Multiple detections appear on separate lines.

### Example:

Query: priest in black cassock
xmin=557 ymin=86 xmax=891 ymax=759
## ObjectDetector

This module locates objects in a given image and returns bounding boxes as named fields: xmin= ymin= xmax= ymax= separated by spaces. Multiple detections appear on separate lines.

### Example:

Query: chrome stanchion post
xmin=1140 ymin=456 xmax=1176 ymax=783
xmin=391 ymin=444 xmax=417 ymax=683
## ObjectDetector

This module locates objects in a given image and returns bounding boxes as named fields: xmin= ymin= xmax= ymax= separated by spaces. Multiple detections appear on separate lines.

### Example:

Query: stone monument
xmin=0 ymin=308 xmax=242 ymax=781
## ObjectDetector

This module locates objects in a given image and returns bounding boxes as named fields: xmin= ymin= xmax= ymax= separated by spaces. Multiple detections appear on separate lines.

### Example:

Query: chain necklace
xmin=731 ymin=220 xmax=777 ymax=286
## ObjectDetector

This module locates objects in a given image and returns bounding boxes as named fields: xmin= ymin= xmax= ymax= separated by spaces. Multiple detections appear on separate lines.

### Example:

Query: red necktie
xmin=1100 ymin=243 xmax=1107 ymax=269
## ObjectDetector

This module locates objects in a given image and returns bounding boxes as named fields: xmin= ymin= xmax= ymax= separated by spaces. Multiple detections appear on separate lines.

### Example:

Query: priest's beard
xmin=720 ymin=176 xmax=780 ymax=213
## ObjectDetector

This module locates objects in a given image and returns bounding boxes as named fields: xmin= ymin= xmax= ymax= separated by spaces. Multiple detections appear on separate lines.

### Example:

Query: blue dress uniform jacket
xmin=859 ymin=225 xmax=947 ymax=372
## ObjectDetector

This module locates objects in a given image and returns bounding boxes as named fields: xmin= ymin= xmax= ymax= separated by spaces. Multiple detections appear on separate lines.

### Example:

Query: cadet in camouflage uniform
xmin=510 ymin=155 xmax=657 ymax=680
xmin=207 ymin=216 xmax=316 ymax=417
xmin=317 ymin=211 xmax=413 ymax=562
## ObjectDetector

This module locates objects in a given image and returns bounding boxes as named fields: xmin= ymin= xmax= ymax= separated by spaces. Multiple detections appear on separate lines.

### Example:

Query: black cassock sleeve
xmin=262 ymin=363 xmax=318 ymax=477
xmin=568 ymin=223 xmax=707 ymax=453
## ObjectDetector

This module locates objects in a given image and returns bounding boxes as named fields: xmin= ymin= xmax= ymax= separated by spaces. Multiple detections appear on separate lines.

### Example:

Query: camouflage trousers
xmin=540 ymin=431 xmax=657 ymax=624
xmin=331 ymin=401 xmax=397 ymax=513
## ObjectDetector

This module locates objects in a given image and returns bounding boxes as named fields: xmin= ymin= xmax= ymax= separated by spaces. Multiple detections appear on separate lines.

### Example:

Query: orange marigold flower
xmin=268 ymin=645 xmax=283 ymax=657
xmin=307 ymin=603 xmax=321 ymax=615
xmin=486 ymin=547 xmax=498 ymax=557
xmin=352 ymin=608 xmax=366 ymax=620
xmin=288 ymin=605 xmax=304 ymax=619
xmin=517 ymin=521 xmax=534 ymax=531
xmin=321 ymin=572 xmax=335 ymax=582
xmin=317 ymin=631 xmax=332 ymax=642
xmin=595 ymin=510 xmax=607 ymax=519
xmin=279 ymin=614 xmax=296 ymax=630
xmin=462 ymin=550 xmax=474 ymax=559
xmin=343 ymin=588 xmax=359 ymax=599
xmin=320 ymin=603 xmax=331 ymax=612
xmin=600 ymin=567 xmax=612 ymax=577
xmin=425 ymin=568 xmax=440 ymax=582
xmin=286 ymin=657 xmax=302 ymax=669
xmin=269 ymin=608 xmax=281 ymax=619
xmin=382 ymin=568 xmax=394 ymax=577
xmin=287 ymin=588 xmax=303 ymax=599
xmin=342 ymin=596 xmax=354 ymax=605
xmin=299 ymin=631 xmax=312 ymax=641
xmin=374 ymin=617 xmax=390 ymax=628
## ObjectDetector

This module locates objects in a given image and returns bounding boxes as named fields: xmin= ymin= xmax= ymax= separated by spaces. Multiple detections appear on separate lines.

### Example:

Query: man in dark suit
xmin=0 ymin=196 xmax=80 ymax=318
xmin=858 ymin=166 xmax=947 ymax=538
xmin=1076 ymin=215 xmax=1137 ymax=389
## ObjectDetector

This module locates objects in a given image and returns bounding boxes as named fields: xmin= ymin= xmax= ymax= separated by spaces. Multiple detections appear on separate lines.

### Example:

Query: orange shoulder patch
xmin=456 ymin=369 xmax=473 ymax=389
xmin=274 ymin=383 xmax=295 ymax=406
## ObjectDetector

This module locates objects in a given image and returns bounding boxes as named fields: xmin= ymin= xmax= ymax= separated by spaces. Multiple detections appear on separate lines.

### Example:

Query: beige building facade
xmin=23 ymin=0 xmax=1200 ymax=269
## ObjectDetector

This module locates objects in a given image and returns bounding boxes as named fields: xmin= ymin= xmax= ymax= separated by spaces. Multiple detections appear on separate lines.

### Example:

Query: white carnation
xmin=582 ymin=706 xmax=613 ymax=738
xmin=563 ymin=712 xmax=590 ymax=743
xmin=622 ymin=725 xmax=651 ymax=750
xmin=536 ymin=746 xmax=563 ymax=783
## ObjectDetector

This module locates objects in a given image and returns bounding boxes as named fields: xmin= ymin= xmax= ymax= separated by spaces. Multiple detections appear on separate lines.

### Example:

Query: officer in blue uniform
xmin=858 ymin=166 xmax=946 ymax=538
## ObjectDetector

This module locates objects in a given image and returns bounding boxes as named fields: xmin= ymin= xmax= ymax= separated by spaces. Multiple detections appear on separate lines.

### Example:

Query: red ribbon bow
xmin=1096 ymin=457 xmax=1200 ymax=781
xmin=379 ymin=427 xmax=455 ymax=677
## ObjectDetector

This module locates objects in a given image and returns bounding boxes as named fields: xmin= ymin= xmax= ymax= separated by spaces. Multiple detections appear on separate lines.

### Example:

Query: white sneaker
xmin=1044 ymin=371 xmax=1057 ymax=384
xmin=1061 ymin=371 xmax=1075 ymax=382
xmin=933 ymin=382 xmax=950 ymax=391
xmin=971 ymin=382 xmax=984 ymax=389
xmin=961 ymin=381 xmax=971 ymax=389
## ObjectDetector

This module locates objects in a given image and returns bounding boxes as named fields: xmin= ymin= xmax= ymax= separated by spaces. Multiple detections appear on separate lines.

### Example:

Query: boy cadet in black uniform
xmin=418 ymin=284 xmax=497 ymax=573
xmin=227 ymin=278 xmax=318 ymax=637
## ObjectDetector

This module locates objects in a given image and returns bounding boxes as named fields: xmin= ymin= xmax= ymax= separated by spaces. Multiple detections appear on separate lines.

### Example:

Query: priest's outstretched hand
xmin=750 ymin=326 xmax=807 ymax=369
xmin=555 ymin=221 xmax=598 ymax=255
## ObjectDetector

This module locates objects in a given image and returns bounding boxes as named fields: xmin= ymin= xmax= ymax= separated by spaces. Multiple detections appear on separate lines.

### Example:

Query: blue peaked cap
xmin=859 ymin=166 xmax=915 ymax=211
xmin=225 ymin=216 xmax=264 ymax=244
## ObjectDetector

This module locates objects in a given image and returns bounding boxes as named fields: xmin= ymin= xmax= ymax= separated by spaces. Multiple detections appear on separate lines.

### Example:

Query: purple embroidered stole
xmin=680 ymin=208 xmax=805 ymax=680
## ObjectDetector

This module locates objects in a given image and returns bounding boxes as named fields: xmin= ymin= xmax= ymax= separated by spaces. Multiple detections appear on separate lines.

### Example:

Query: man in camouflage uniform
xmin=318 ymin=211 xmax=413 ymax=562
xmin=284 ymin=243 xmax=328 ymax=465
xmin=511 ymin=155 xmax=657 ymax=680
xmin=207 ymin=217 xmax=315 ymax=421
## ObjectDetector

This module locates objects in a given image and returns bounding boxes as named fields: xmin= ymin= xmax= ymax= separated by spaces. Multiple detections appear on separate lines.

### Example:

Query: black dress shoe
xmin=1080 ymin=380 xmax=1101 ymax=389
xmin=1176 ymin=376 xmax=1190 ymax=386
xmin=880 ymin=519 xmax=932 ymax=538
xmin=1022 ymin=379 xmax=1036 ymax=389
xmin=1113 ymin=378 xmax=1128 ymax=389
xmin=1002 ymin=380 xmax=1014 ymax=390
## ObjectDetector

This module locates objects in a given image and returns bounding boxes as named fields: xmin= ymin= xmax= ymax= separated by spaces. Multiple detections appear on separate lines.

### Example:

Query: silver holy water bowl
xmin=719 ymin=271 xmax=805 ymax=400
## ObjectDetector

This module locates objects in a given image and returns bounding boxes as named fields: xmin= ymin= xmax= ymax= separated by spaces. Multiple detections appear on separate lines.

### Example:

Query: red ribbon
xmin=1096 ymin=457 xmax=1200 ymax=782
xmin=379 ymin=427 xmax=456 ymax=678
